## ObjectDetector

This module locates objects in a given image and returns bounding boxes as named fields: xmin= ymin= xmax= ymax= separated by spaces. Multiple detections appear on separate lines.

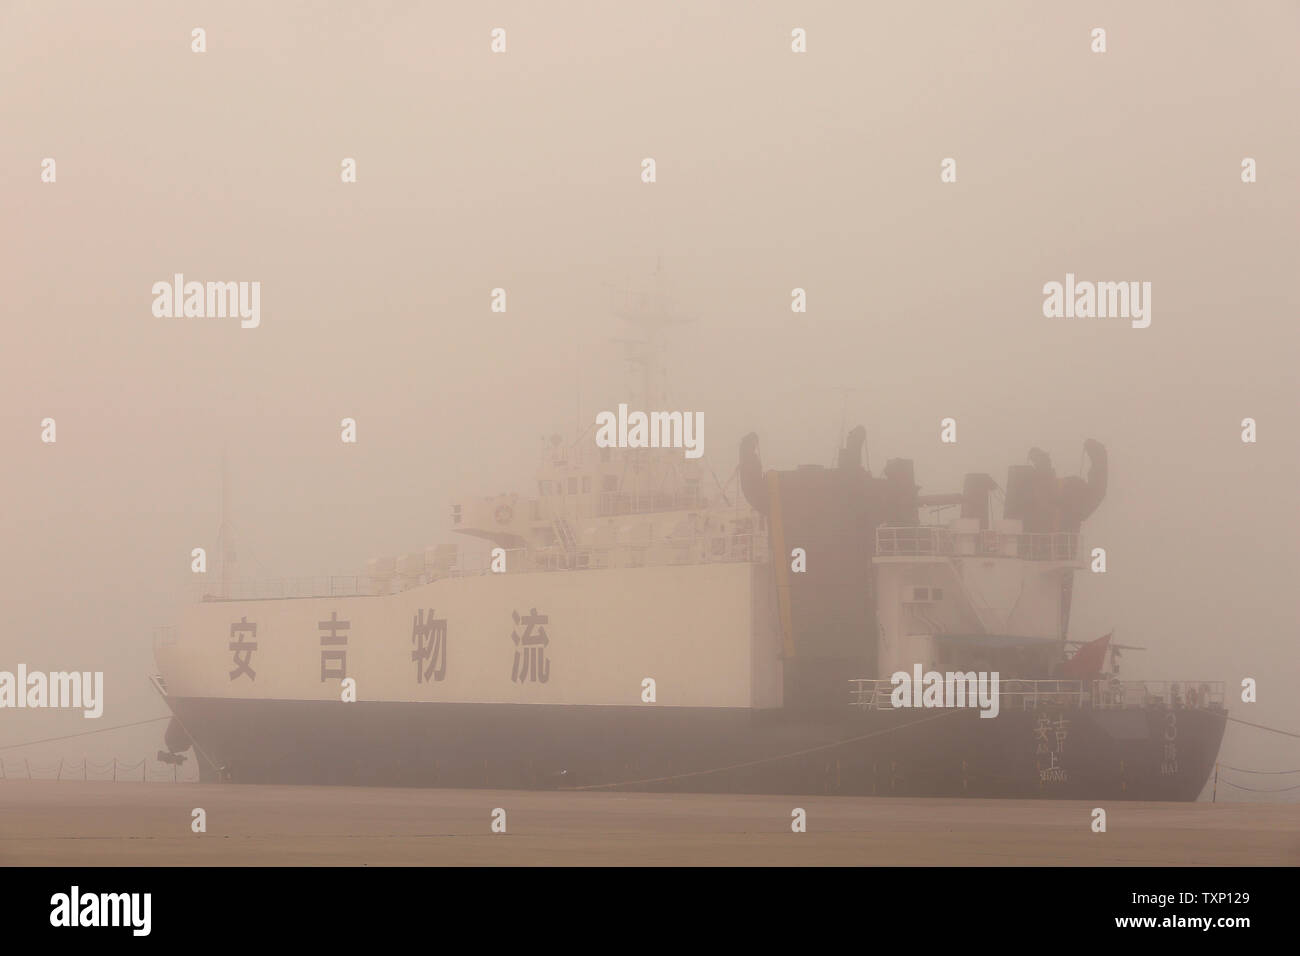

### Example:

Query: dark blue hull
xmin=167 ymin=697 xmax=1227 ymax=800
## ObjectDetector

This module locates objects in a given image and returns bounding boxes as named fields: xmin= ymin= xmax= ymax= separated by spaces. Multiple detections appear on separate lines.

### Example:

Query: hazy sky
xmin=2 ymin=1 xmax=1297 ymax=796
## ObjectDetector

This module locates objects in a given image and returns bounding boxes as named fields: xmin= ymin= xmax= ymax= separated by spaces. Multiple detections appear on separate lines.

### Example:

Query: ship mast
xmin=612 ymin=257 xmax=693 ymax=411
xmin=605 ymin=260 xmax=697 ymax=496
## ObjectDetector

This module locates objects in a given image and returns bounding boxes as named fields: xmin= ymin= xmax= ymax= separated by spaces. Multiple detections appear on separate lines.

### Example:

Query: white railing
xmin=532 ymin=531 xmax=766 ymax=572
xmin=849 ymin=678 xmax=1225 ymax=711
xmin=527 ymin=490 xmax=709 ymax=523
xmin=597 ymin=490 xmax=703 ymax=517
xmin=200 ymin=533 xmax=768 ymax=601
xmin=198 ymin=575 xmax=382 ymax=601
xmin=1091 ymin=679 xmax=1225 ymax=711
xmin=875 ymin=527 xmax=1081 ymax=562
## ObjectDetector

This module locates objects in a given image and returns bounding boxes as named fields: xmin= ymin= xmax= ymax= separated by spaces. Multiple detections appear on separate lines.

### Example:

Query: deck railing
xmin=849 ymin=678 xmax=1225 ymax=711
xmin=200 ymin=532 xmax=767 ymax=601
xmin=875 ymin=527 xmax=1081 ymax=561
xmin=596 ymin=490 xmax=703 ymax=517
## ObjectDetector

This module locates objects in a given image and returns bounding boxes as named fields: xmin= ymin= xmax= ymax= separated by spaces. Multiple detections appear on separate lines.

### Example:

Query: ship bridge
xmin=873 ymin=519 xmax=1086 ymax=678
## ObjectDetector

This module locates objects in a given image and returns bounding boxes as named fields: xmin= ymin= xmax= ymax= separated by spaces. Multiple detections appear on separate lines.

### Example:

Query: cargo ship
xmin=152 ymin=284 xmax=1226 ymax=800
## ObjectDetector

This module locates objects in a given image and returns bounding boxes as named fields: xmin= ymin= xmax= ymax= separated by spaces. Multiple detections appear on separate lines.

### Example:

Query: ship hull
xmin=167 ymin=696 xmax=1227 ymax=801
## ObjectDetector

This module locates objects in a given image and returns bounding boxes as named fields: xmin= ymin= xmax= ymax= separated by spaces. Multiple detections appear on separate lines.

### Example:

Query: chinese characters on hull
xmin=229 ymin=617 xmax=257 ymax=681
xmin=1034 ymin=712 xmax=1069 ymax=784
xmin=511 ymin=608 xmax=550 ymax=684
xmin=412 ymin=609 xmax=448 ymax=683
xmin=1161 ymin=711 xmax=1179 ymax=776
xmin=319 ymin=611 xmax=349 ymax=681
xmin=225 ymin=607 xmax=553 ymax=688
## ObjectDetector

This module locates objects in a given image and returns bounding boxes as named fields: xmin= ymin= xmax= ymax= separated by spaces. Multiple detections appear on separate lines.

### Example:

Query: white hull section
xmin=157 ymin=562 xmax=783 ymax=710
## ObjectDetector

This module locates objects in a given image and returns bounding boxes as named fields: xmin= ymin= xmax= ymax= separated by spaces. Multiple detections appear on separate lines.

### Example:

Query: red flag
xmin=1062 ymin=632 xmax=1112 ymax=678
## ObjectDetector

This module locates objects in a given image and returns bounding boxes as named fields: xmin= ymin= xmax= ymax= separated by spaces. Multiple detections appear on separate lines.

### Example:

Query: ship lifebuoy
xmin=494 ymin=504 xmax=513 ymax=524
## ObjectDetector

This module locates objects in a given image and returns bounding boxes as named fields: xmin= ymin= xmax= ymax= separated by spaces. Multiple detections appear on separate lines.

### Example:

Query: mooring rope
xmin=1219 ymin=778 xmax=1300 ymax=794
xmin=0 ymin=715 xmax=170 ymax=752
xmin=1218 ymin=713 xmax=1300 ymax=739
xmin=1218 ymin=764 xmax=1300 ymax=774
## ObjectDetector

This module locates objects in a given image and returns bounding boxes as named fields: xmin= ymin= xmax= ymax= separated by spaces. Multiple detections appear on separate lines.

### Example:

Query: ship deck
xmin=0 ymin=781 xmax=1295 ymax=866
